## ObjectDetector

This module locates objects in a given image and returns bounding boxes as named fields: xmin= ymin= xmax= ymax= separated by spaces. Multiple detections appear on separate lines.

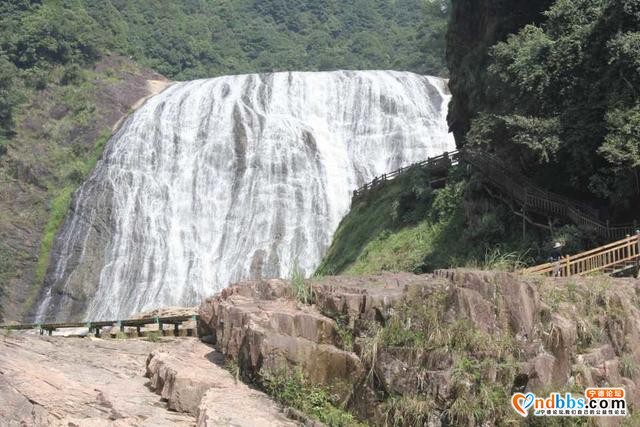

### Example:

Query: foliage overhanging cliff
xmin=447 ymin=0 xmax=640 ymax=221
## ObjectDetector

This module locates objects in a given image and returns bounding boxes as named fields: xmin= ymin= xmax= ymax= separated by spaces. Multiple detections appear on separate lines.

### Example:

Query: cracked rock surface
xmin=0 ymin=335 xmax=297 ymax=426
xmin=0 ymin=335 xmax=194 ymax=426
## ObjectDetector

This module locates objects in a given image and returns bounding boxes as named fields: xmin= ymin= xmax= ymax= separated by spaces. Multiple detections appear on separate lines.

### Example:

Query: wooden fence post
xmin=636 ymin=231 xmax=640 ymax=270
xmin=521 ymin=205 xmax=526 ymax=240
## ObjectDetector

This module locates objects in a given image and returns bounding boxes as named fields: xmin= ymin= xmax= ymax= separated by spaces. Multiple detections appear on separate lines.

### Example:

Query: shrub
xmin=145 ymin=331 xmax=161 ymax=342
xmin=261 ymin=368 xmax=362 ymax=427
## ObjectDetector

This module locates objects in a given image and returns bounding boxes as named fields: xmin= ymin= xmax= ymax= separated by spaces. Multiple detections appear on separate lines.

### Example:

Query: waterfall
xmin=37 ymin=71 xmax=455 ymax=321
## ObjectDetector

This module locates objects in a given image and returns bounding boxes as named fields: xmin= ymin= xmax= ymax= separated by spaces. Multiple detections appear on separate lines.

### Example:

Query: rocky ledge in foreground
xmin=0 ymin=335 xmax=300 ymax=426
xmin=145 ymin=338 xmax=298 ymax=426
xmin=198 ymin=270 xmax=640 ymax=425
xmin=0 ymin=335 xmax=194 ymax=426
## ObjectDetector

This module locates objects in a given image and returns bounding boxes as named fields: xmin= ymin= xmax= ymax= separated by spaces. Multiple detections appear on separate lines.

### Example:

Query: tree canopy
xmin=0 ymin=0 xmax=450 ymax=141
xmin=457 ymin=0 xmax=640 ymax=220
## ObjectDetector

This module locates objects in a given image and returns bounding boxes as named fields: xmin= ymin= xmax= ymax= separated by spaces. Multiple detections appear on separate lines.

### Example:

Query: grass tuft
xmin=290 ymin=263 xmax=313 ymax=305
xmin=145 ymin=331 xmax=161 ymax=342
xmin=261 ymin=368 xmax=364 ymax=427
xmin=620 ymin=353 xmax=638 ymax=378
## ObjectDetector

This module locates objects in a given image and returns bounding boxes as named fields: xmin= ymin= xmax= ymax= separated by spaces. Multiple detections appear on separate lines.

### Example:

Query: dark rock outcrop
xmin=446 ymin=0 xmax=554 ymax=144
xmin=0 ymin=54 xmax=169 ymax=322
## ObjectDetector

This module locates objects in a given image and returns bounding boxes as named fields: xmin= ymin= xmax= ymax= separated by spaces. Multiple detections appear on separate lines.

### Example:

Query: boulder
xmin=200 ymin=280 xmax=364 ymax=389
xmin=144 ymin=339 xmax=300 ymax=425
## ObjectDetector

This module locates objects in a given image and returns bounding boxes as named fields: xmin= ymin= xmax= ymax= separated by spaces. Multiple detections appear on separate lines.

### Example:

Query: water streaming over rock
xmin=36 ymin=71 xmax=454 ymax=321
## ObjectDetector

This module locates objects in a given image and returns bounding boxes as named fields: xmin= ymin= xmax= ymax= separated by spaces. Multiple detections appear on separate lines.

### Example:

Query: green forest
xmin=0 ymin=0 xmax=449 ymax=142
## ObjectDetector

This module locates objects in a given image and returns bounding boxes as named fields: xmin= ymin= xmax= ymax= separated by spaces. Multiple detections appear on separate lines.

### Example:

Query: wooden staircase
xmin=523 ymin=234 xmax=640 ymax=277
xmin=462 ymin=150 xmax=638 ymax=240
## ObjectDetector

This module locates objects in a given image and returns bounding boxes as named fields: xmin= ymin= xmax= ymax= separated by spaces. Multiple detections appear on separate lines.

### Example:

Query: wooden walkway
xmin=354 ymin=149 xmax=636 ymax=240
xmin=352 ymin=150 xmax=460 ymax=199
xmin=462 ymin=150 xmax=638 ymax=240
xmin=0 ymin=315 xmax=198 ymax=338
xmin=523 ymin=234 xmax=640 ymax=277
xmin=350 ymin=148 xmax=638 ymax=277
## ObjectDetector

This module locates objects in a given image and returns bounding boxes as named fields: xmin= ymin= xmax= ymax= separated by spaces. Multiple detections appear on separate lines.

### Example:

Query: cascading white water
xmin=38 ymin=71 xmax=455 ymax=321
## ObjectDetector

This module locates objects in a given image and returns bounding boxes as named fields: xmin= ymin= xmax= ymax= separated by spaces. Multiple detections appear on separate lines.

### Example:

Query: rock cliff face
xmin=199 ymin=270 xmax=640 ymax=425
xmin=0 ymin=54 xmax=168 ymax=322
xmin=144 ymin=338 xmax=298 ymax=426
xmin=446 ymin=0 xmax=553 ymax=143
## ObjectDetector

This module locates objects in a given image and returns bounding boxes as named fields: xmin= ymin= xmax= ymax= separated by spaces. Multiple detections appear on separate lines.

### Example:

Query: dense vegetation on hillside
xmin=317 ymin=165 xmax=547 ymax=276
xmin=448 ymin=0 xmax=640 ymax=222
xmin=0 ymin=0 xmax=449 ymax=142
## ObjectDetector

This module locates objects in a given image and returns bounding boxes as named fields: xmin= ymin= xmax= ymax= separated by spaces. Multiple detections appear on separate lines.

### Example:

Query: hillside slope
xmin=0 ymin=55 xmax=167 ymax=321
xmin=316 ymin=165 xmax=543 ymax=276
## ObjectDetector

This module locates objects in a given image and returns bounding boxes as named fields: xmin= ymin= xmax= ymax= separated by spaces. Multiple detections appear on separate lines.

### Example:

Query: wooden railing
xmin=352 ymin=150 xmax=460 ymax=198
xmin=351 ymin=149 xmax=636 ymax=241
xmin=462 ymin=150 xmax=638 ymax=240
xmin=0 ymin=315 xmax=198 ymax=337
xmin=523 ymin=234 xmax=640 ymax=277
